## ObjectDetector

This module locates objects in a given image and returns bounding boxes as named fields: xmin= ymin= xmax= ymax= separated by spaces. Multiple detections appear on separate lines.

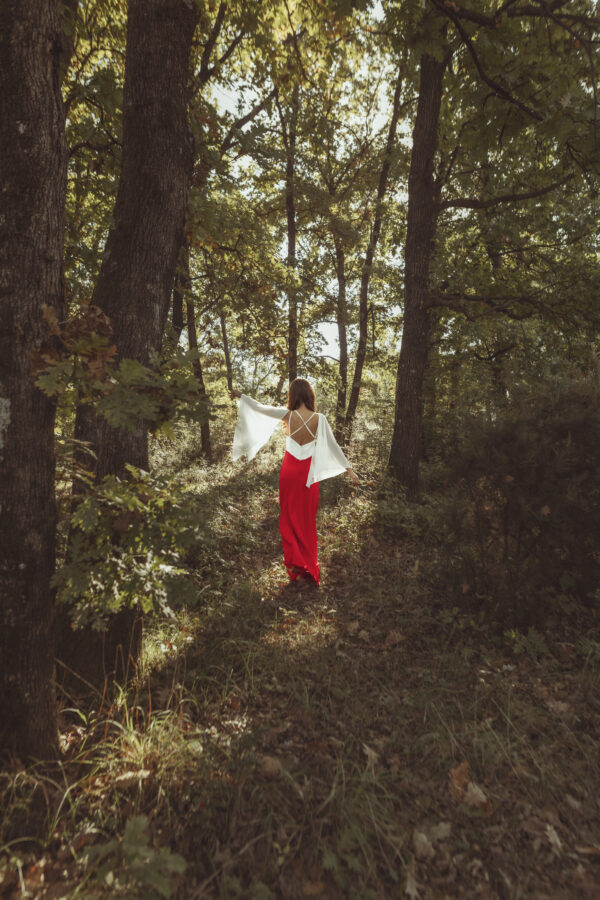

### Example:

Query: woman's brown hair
xmin=287 ymin=378 xmax=316 ymax=411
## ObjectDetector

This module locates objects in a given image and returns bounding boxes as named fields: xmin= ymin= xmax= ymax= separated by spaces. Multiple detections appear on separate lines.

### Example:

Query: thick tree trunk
xmin=74 ymin=0 xmax=198 ymax=480
xmin=0 ymin=0 xmax=67 ymax=757
xmin=344 ymin=66 xmax=403 ymax=443
xmin=62 ymin=0 xmax=198 ymax=685
xmin=220 ymin=313 xmax=234 ymax=392
xmin=389 ymin=52 xmax=447 ymax=498
xmin=334 ymin=242 xmax=348 ymax=442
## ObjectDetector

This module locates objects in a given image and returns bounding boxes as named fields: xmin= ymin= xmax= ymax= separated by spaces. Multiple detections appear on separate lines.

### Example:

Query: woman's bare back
xmin=283 ymin=407 xmax=318 ymax=446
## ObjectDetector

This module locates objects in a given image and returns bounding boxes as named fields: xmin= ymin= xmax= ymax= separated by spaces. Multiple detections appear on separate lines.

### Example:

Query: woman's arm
xmin=231 ymin=392 xmax=288 ymax=462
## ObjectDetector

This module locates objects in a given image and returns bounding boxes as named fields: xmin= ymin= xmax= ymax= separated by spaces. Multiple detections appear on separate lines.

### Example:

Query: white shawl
xmin=232 ymin=394 xmax=350 ymax=486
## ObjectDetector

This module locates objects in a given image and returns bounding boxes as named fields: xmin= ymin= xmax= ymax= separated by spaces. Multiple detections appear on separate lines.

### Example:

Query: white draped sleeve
xmin=306 ymin=413 xmax=351 ymax=487
xmin=232 ymin=394 xmax=288 ymax=462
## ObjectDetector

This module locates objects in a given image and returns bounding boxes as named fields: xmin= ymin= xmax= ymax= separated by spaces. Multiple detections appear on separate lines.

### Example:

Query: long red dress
xmin=279 ymin=451 xmax=320 ymax=584
xmin=232 ymin=394 xmax=351 ymax=586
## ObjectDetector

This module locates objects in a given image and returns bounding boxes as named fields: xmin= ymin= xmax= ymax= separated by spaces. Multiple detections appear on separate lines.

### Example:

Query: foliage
xmin=34 ymin=304 xmax=212 ymax=437
xmin=55 ymin=467 xmax=204 ymax=628
xmin=2 ymin=442 xmax=600 ymax=898
xmin=79 ymin=815 xmax=186 ymax=898
xmin=429 ymin=377 xmax=600 ymax=625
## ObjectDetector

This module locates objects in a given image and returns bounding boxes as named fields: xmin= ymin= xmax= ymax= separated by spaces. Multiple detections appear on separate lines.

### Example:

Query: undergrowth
xmin=1 ymin=419 xmax=600 ymax=899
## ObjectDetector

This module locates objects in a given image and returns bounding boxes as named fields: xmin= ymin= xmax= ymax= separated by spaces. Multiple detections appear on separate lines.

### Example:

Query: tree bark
xmin=334 ymin=242 xmax=348 ymax=442
xmin=220 ymin=313 xmax=234 ymax=393
xmin=74 ymin=0 xmax=198 ymax=480
xmin=62 ymin=0 xmax=198 ymax=686
xmin=389 ymin=52 xmax=447 ymax=498
xmin=182 ymin=247 xmax=211 ymax=458
xmin=344 ymin=65 xmax=404 ymax=443
xmin=0 ymin=0 xmax=67 ymax=757
xmin=171 ymin=248 xmax=187 ymax=345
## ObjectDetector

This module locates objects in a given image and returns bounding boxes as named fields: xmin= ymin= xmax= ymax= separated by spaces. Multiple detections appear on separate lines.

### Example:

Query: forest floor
xmin=1 ymin=433 xmax=600 ymax=899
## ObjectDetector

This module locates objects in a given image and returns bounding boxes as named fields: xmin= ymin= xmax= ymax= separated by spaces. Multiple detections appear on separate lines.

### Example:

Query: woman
xmin=231 ymin=378 xmax=359 ymax=587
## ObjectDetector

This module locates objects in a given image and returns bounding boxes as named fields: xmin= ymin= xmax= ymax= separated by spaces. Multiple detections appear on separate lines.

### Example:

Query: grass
xmin=1 ymin=422 xmax=600 ymax=898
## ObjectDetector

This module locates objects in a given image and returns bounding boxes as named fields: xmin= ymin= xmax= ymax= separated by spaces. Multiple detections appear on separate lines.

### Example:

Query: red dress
xmin=279 ymin=451 xmax=320 ymax=584
xmin=232 ymin=396 xmax=351 ymax=587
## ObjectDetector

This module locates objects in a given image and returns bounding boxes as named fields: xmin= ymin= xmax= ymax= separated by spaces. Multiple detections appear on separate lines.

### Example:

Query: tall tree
xmin=276 ymin=81 xmax=300 ymax=382
xmin=344 ymin=64 xmax=404 ymax=442
xmin=389 ymin=1 xmax=600 ymax=496
xmin=74 ymin=0 xmax=198 ymax=480
xmin=0 ymin=0 xmax=68 ymax=756
xmin=389 ymin=47 xmax=447 ymax=497
xmin=60 ymin=0 xmax=198 ymax=683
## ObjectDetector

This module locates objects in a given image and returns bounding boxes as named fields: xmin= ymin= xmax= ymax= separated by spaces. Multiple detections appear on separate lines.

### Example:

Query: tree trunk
xmin=171 ymin=247 xmax=187 ymax=345
xmin=279 ymin=84 xmax=299 ymax=382
xmin=344 ymin=65 xmax=404 ymax=442
xmin=62 ymin=0 xmax=198 ymax=685
xmin=422 ymin=323 xmax=440 ymax=460
xmin=183 ymin=251 xmax=211 ymax=458
xmin=220 ymin=313 xmax=233 ymax=393
xmin=389 ymin=52 xmax=447 ymax=498
xmin=74 ymin=0 xmax=198 ymax=480
xmin=334 ymin=242 xmax=348 ymax=442
xmin=0 ymin=0 xmax=67 ymax=758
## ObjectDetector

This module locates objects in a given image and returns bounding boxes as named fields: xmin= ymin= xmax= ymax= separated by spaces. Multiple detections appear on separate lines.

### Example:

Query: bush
xmin=56 ymin=467 xmax=205 ymax=629
xmin=432 ymin=378 xmax=600 ymax=624
xmin=378 ymin=378 xmax=600 ymax=625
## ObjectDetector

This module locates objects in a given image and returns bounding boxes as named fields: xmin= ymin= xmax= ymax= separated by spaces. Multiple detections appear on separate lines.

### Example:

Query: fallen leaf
xmin=259 ymin=755 xmax=283 ymax=779
xmin=449 ymin=761 xmax=491 ymax=814
xmin=404 ymin=861 xmax=419 ymax=899
xmin=449 ymin=761 xmax=469 ymax=802
xmin=384 ymin=629 xmax=405 ymax=648
xmin=413 ymin=829 xmax=435 ymax=861
xmin=546 ymin=824 xmax=562 ymax=854
xmin=429 ymin=821 xmax=452 ymax=843
xmin=463 ymin=781 xmax=490 ymax=812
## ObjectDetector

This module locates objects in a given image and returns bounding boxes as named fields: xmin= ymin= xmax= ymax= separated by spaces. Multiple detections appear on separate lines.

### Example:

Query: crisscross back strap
xmin=289 ymin=409 xmax=317 ymax=439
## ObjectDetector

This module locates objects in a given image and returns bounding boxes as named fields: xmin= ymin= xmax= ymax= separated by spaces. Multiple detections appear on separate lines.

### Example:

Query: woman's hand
xmin=230 ymin=389 xmax=242 ymax=400
xmin=346 ymin=468 xmax=360 ymax=485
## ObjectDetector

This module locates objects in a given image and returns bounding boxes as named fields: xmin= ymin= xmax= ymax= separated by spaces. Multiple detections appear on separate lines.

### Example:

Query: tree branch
xmin=220 ymin=86 xmax=277 ymax=155
xmin=438 ymin=172 xmax=574 ymax=210
xmin=428 ymin=289 xmax=564 ymax=323
xmin=433 ymin=1 xmax=544 ymax=121
xmin=198 ymin=2 xmax=226 ymax=82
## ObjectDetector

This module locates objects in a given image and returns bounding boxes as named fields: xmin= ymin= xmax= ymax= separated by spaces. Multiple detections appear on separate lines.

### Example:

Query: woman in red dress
xmin=231 ymin=378 xmax=359 ymax=586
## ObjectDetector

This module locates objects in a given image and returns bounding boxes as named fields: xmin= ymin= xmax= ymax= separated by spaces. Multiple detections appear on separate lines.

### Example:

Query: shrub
xmin=56 ymin=467 xmax=206 ymax=629
xmin=431 ymin=378 xmax=600 ymax=624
